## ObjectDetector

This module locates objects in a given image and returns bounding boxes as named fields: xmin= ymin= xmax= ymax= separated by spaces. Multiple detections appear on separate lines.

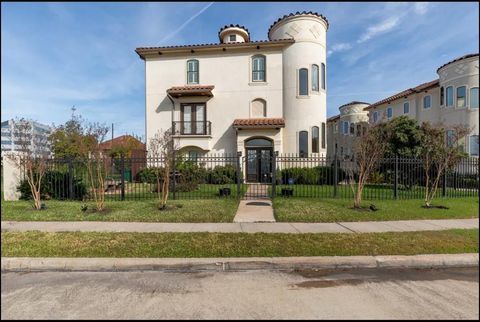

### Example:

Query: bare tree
xmin=347 ymin=121 xmax=392 ymax=208
xmin=5 ymin=118 xmax=50 ymax=210
xmin=419 ymin=122 xmax=470 ymax=208
xmin=148 ymin=128 xmax=177 ymax=210
xmin=78 ymin=122 xmax=110 ymax=212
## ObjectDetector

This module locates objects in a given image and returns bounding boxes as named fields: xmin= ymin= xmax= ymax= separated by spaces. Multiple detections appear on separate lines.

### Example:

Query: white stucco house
xmin=327 ymin=53 xmax=479 ymax=158
xmin=136 ymin=12 xmax=328 ymax=182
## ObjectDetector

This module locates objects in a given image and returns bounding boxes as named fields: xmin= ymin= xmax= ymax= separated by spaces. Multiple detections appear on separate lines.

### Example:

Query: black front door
xmin=246 ymin=148 xmax=273 ymax=183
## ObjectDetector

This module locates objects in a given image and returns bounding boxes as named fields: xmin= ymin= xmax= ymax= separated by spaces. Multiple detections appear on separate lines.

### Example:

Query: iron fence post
xmin=272 ymin=151 xmax=277 ymax=198
xmin=68 ymin=158 xmax=74 ymax=200
xmin=120 ymin=155 xmax=125 ymax=201
xmin=333 ymin=153 xmax=338 ymax=198
xmin=394 ymin=154 xmax=398 ymax=199
xmin=236 ymin=151 xmax=242 ymax=198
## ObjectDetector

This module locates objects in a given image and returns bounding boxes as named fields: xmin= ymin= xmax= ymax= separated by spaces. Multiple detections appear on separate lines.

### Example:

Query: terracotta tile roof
xmin=135 ymin=39 xmax=295 ymax=59
xmin=167 ymin=85 xmax=215 ymax=97
xmin=268 ymin=11 xmax=329 ymax=37
xmin=218 ymin=24 xmax=250 ymax=41
xmin=327 ymin=115 xmax=340 ymax=122
xmin=365 ymin=79 xmax=440 ymax=110
xmin=233 ymin=118 xmax=285 ymax=128
xmin=99 ymin=135 xmax=145 ymax=150
xmin=338 ymin=101 xmax=370 ymax=109
xmin=437 ymin=53 xmax=479 ymax=72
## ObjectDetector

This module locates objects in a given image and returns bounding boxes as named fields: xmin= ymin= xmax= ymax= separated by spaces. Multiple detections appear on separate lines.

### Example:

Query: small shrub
xmin=18 ymin=170 xmax=87 ymax=201
xmin=207 ymin=164 xmax=237 ymax=184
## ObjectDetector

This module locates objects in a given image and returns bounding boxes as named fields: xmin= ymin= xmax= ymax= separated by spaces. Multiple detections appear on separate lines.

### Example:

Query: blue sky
xmin=2 ymin=2 xmax=479 ymax=139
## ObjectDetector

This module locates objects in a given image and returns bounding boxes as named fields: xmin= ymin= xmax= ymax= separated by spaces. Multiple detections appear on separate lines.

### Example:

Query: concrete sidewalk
xmin=1 ymin=218 xmax=478 ymax=234
xmin=2 ymin=253 xmax=478 ymax=272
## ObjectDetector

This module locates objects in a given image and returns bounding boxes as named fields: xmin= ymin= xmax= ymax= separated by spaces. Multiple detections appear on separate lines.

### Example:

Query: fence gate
xmin=242 ymin=149 xmax=276 ymax=199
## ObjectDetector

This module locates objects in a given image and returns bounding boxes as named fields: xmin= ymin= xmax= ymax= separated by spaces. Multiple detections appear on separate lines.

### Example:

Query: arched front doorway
xmin=245 ymin=137 xmax=273 ymax=183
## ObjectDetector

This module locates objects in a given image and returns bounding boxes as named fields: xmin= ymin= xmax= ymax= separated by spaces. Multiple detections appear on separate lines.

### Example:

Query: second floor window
xmin=457 ymin=86 xmax=466 ymax=108
xmin=229 ymin=34 xmax=236 ymax=42
xmin=403 ymin=102 xmax=409 ymax=114
xmin=373 ymin=111 xmax=378 ymax=123
xmin=423 ymin=95 xmax=431 ymax=109
xmin=446 ymin=86 xmax=454 ymax=107
xmin=471 ymin=87 xmax=479 ymax=109
xmin=252 ymin=55 xmax=266 ymax=82
xmin=321 ymin=63 xmax=326 ymax=90
xmin=187 ymin=59 xmax=199 ymax=84
xmin=312 ymin=65 xmax=319 ymax=91
xmin=299 ymin=68 xmax=308 ymax=95
xmin=387 ymin=107 xmax=393 ymax=118
xmin=440 ymin=87 xmax=444 ymax=105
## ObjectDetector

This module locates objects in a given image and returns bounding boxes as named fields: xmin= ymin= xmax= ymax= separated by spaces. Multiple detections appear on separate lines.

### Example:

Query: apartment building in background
xmin=327 ymin=53 xmax=479 ymax=158
xmin=1 ymin=119 xmax=52 ymax=156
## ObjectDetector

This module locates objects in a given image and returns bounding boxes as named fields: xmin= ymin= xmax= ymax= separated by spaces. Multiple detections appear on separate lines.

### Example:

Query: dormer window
xmin=187 ymin=59 xmax=199 ymax=84
xmin=229 ymin=34 xmax=236 ymax=42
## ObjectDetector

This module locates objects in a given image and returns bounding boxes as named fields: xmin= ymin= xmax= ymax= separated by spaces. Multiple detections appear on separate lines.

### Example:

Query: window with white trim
xmin=187 ymin=59 xmax=199 ymax=84
xmin=457 ymin=86 xmax=466 ymax=108
xmin=469 ymin=135 xmax=479 ymax=156
xmin=299 ymin=68 xmax=308 ymax=96
xmin=423 ymin=95 xmax=431 ymax=109
xmin=312 ymin=64 xmax=319 ymax=92
xmin=387 ymin=107 xmax=393 ymax=119
xmin=446 ymin=86 xmax=454 ymax=107
xmin=471 ymin=87 xmax=479 ymax=109
xmin=252 ymin=55 xmax=266 ymax=82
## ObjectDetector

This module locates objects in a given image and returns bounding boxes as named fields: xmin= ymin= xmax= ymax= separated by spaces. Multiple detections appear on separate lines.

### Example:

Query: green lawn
xmin=1 ymin=199 xmax=239 ymax=223
xmin=2 ymin=229 xmax=477 ymax=258
xmin=273 ymin=197 xmax=479 ymax=222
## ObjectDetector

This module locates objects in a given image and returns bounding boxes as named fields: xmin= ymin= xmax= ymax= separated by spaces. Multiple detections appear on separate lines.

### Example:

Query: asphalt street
xmin=1 ymin=267 xmax=478 ymax=319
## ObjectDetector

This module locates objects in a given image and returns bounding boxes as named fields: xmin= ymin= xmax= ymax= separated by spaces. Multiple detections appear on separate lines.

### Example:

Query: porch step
xmin=233 ymin=199 xmax=275 ymax=223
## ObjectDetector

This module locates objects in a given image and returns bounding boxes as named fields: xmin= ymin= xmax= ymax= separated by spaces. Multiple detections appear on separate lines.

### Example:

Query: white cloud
xmin=413 ymin=2 xmax=430 ymax=15
xmin=327 ymin=43 xmax=353 ymax=56
xmin=357 ymin=16 xmax=402 ymax=43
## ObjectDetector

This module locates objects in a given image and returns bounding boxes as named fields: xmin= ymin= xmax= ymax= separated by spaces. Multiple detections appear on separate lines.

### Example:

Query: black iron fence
xmin=13 ymin=153 xmax=479 ymax=201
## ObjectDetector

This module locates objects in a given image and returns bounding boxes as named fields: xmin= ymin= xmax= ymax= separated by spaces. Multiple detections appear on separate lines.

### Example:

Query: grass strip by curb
xmin=2 ymin=229 xmax=478 ymax=258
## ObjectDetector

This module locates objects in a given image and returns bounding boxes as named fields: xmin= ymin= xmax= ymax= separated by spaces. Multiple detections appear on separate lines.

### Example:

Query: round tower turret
xmin=268 ymin=12 xmax=329 ymax=155
xmin=219 ymin=24 xmax=250 ymax=43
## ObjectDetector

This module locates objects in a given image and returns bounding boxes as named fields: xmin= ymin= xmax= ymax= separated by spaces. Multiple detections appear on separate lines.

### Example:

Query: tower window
xmin=457 ymin=86 xmax=466 ymax=108
xmin=321 ymin=63 xmax=326 ymax=90
xmin=446 ymin=86 xmax=453 ymax=107
xmin=470 ymin=87 xmax=479 ymax=109
xmin=312 ymin=126 xmax=319 ymax=153
xmin=299 ymin=68 xmax=308 ymax=96
xmin=299 ymin=131 xmax=308 ymax=157
xmin=229 ymin=34 xmax=236 ymax=42
xmin=312 ymin=65 xmax=319 ymax=91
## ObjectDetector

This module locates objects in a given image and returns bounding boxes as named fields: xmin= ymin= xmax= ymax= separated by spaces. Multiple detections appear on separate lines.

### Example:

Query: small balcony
xmin=172 ymin=121 xmax=212 ymax=136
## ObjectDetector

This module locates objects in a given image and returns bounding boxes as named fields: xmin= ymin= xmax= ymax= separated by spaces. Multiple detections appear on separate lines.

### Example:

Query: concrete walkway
xmin=233 ymin=184 xmax=275 ymax=223
xmin=2 ymin=218 xmax=478 ymax=234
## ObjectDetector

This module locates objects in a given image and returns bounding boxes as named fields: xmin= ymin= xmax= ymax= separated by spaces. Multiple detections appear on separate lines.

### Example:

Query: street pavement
xmin=2 ymin=267 xmax=478 ymax=319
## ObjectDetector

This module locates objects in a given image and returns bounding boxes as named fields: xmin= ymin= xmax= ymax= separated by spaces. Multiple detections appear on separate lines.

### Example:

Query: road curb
xmin=2 ymin=254 xmax=478 ymax=272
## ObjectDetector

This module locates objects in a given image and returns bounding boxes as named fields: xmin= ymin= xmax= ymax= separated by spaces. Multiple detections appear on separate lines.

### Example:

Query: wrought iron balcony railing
xmin=172 ymin=121 xmax=211 ymax=136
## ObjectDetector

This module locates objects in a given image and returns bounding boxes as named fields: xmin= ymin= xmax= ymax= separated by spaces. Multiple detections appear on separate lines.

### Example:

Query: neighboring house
xmin=136 ymin=11 xmax=328 ymax=182
xmin=98 ymin=135 xmax=146 ymax=181
xmin=365 ymin=53 xmax=479 ymax=157
xmin=326 ymin=102 xmax=369 ymax=159
xmin=326 ymin=53 xmax=479 ymax=157
xmin=1 ymin=119 xmax=51 ymax=157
